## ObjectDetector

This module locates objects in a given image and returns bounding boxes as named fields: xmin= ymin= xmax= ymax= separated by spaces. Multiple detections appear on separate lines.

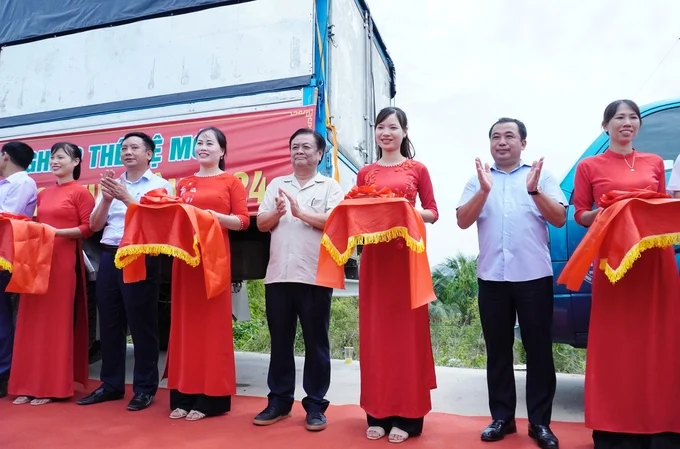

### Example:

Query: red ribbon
xmin=598 ymin=188 xmax=670 ymax=208
xmin=345 ymin=186 xmax=404 ymax=200
xmin=0 ymin=212 xmax=32 ymax=222
xmin=139 ymin=188 xmax=182 ymax=204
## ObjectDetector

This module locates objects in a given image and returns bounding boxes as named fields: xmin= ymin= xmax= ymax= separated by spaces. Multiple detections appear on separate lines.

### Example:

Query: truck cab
xmin=549 ymin=98 xmax=680 ymax=348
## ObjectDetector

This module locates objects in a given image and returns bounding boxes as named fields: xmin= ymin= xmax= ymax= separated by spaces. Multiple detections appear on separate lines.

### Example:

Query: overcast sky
xmin=366 ymin=0 xmax=680 ymax=266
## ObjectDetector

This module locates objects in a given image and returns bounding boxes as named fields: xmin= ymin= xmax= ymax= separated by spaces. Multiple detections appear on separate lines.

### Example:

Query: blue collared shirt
xmin=0 ymin=171 xmax=38 ymax=218
xmin=668 ymin=153 xmax=680 ymax=194
xmin=457 ymin=162 xmax=567 ymax=282
xmin=95 ymin=169 xmax=173 ymax=246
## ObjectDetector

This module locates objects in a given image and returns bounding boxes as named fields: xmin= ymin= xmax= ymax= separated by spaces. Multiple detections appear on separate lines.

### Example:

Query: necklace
xmin=623 ymin=151 xmax=636 ymax=172
xmin=376 ymin=159 xmax=406 ymax=167
xmin=194 ymin=171 xmax=224 ymax=178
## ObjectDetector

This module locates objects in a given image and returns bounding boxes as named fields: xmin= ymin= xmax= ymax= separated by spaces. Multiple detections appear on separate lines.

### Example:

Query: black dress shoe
xmin=127 ymin=393 xmax=154 ymax=411
xmin=529 ymin=424 xmax=559 ymax=449
xmin=305 ymin=412 xmax=327 ymax=431
xmin=76 ymin=386 xmax=124 ymax=405
xmin=481 ymin=419 xmax=517 ymax=442
xmin=0 ymin=377 xmax=7 ymax=399
xmin=253 ymin=405 xmax=292 ymax=426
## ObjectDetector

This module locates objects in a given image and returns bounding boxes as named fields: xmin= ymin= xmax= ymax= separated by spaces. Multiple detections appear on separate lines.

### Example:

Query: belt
xmin=101 ymin=244 xmax=119 ymax=253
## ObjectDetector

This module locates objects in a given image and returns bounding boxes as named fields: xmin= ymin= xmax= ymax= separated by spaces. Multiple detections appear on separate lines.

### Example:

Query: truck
xmin=0 ymin=0 xmax=396 ymax=352
xmin=549 ymin=98 xmax=680 ymax=348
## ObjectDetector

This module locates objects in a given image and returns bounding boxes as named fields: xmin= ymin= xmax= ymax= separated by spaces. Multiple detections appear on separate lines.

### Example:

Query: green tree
xmin=235 ymin=262 xmax=585 ymax=374
xmin=431 ymin=253 xmax=479 ymax=325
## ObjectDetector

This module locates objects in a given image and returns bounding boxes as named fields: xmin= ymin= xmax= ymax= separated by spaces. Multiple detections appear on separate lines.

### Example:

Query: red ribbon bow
xmin=598 ymin=187 xmax=670 ymax=208
xmin=345 ymin=186 xmax=404 ymax=200
xmin=139 ymin=188 xmax=181 ymax=204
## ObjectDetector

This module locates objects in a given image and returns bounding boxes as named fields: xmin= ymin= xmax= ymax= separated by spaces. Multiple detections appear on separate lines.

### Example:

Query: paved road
xmin=90 ymin=348 xmax=585 ymax=422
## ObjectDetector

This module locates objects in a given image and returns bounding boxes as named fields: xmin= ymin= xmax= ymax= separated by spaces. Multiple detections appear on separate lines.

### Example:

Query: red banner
xmin=13 ymin=106 xmax=316 ymax=215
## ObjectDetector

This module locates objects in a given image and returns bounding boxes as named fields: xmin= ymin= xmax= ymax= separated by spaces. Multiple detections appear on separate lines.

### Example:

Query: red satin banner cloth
xmin=558 ymin=189 xmax=680 ymax=291
xmin=114 ymin=188 xmax=229 ymax=299
xmin=0 ymin=212 xmax=56 ymax=294
xmin=315 ymin=193 xmax=436 ymax=309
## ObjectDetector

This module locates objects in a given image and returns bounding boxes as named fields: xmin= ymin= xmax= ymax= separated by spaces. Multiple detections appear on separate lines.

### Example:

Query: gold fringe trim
xmin=0 ymin=257 xmax=12 ymax=273
xmin=321 ymin=226 xmax=425 ymax=266
xmin=599 ymin=232 xmax=680 ymax=284
xmin=114 ymin=235 xmax=201 ymax=269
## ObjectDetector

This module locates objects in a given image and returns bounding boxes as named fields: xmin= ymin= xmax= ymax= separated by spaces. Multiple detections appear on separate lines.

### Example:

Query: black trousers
xmin=366 ymin=415 xmax=424 ymax=436
xmin=169 ymin=390 xmax=231 ymax=416
xmin=478 ymin=276 xmax=556 ymax=426
xmin=96 ymin=249 xmax=160 ymax=395
xmin=0 ymin=272 xmax=13 ymax=380
xmin=264 ymin=282 xmax=332 ymax=414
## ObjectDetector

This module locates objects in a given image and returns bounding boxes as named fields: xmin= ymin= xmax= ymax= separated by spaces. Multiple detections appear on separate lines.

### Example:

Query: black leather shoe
xmin=127 ymin=393 xmax=154 ymax=411
xmin=305 ymin=412 xmax=327 ymax=431
xmin=529 ymin=424 xmax=559 ymax=449
xmin=481 ymin=419 xmax=517 ymax=442
xmin=253 ymin=405 xmax=292 ymax=426
xmin=0 ymin=377 xmax=7 ymax=399
xmin=76 ymin=386 xmax=124 ymax=405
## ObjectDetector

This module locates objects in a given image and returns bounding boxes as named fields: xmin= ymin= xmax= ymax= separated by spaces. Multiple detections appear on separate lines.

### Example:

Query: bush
xmin=233 ymin=281 xmax=360 ymax=360
xmin=429 ymin=300 xmax=585 ymax=374
xmin=234 ymin=280 xmax=585 ymax=374
xmin=430 ymin=302 xmax=487 ymax=368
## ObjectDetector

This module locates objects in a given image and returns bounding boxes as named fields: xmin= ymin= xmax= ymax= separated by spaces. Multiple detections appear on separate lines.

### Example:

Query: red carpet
xmin=1 ymin=387 xmax=592 ymax=448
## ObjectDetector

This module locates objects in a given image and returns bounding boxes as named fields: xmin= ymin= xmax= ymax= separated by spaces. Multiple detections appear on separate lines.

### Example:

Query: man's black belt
xmin=101 ymin=244 xmax=119 ymax=253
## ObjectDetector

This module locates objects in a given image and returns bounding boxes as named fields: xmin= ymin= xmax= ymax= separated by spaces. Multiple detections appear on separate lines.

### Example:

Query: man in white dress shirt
xmin=78 ymin=132 xmax=172 ymax=412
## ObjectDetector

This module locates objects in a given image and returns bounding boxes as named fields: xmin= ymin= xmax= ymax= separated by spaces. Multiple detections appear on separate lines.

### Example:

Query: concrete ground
xmin=89 ymin=347 xmax=585 ymax=423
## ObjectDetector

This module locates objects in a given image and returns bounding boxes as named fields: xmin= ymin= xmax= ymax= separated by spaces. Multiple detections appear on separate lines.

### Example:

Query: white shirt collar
xmin=491 ymin=160 xmax=530 ymax=174
xmin=3 ymin=171 xmax=29 ymax=183
xmin=123 ymin=169 xmax=154 ymax=184
xmin=282 ymin=172 xmax=325 ymax=184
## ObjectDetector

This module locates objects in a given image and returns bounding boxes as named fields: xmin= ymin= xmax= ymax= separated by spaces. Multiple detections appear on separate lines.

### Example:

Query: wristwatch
xmin=528 ymin=186 xmax=541 ymax=195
